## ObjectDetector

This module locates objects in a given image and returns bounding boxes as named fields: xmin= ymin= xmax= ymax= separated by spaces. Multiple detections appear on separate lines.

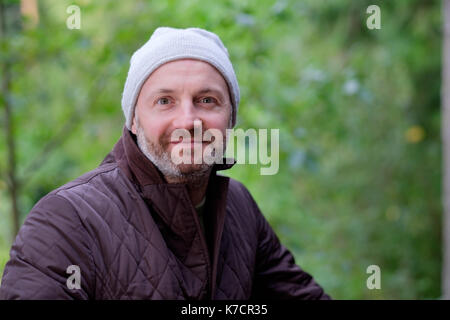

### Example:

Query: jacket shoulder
xmin=0 ymin=193 xmax=95 ymax=299
xmin=227 ymin=178 xmax=260 ymax=210
xmin=224 ymin=177 xmax=265 ymax=233
xmin=50 ymin=161 xmax=120 ymax=196
xmin=0 ymin=162 xmax=128 ymax=299
xmin=227 ymin=178 xmax=253 ymax=201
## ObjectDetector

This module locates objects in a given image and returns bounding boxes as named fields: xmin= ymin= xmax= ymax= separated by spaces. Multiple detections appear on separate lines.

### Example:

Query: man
xmin=0 ymin=27 xmax=330 ymax=300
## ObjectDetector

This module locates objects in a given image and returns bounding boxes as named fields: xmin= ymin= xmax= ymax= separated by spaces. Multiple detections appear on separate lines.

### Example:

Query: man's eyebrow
xmin=152 ymin=88 xmax=175 ymax=94
xmin=196 ymin=88 xmax=226 ymax=99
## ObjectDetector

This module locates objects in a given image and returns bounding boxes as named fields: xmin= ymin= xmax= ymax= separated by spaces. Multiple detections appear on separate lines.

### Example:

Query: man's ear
xmin=228 ymin=108 xmax=234 ymax=129
xmin=131 ymin=113 xmax=137 ymax=135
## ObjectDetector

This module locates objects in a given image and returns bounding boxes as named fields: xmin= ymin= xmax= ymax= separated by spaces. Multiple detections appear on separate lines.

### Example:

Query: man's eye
xmin=200 ymin=97 xmax=216 ymax=104
xmin=157 ymin=98 xmax=170 ymax=105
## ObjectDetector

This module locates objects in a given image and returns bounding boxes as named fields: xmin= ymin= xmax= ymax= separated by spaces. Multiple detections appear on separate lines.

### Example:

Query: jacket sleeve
xmin=249 ymin=194 xmax=331 ymax=300
xmin=0 ymin=194 xmax=95 ymax=300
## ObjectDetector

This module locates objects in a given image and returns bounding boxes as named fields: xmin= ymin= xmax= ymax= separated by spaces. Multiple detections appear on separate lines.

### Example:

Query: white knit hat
xmin=121 ymin=26 xmax=240 ymax=130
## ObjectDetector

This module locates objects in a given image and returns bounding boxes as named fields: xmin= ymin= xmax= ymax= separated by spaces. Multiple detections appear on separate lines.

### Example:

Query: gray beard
xmin=135 ymin=121 xmax=212 ymax=184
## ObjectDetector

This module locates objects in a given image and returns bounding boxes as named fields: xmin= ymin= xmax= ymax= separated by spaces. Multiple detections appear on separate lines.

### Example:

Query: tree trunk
xmin=442 ymin=0 xmax=450 ymax=300
xmin=0 ymin=1 xmax=20 ymax=240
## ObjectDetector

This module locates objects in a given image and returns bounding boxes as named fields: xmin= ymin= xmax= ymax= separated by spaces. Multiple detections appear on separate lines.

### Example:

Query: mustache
xmin=164 ymin=128 xmax=219 ymax=144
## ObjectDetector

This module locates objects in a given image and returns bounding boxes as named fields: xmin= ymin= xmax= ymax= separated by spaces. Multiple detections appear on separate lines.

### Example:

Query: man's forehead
xmin=148 ymin=86 xmax=227 ymax=97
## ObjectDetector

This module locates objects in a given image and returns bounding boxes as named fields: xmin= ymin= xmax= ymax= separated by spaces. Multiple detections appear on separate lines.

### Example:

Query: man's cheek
xmin=158 ymin=134 xmax=172 ymax=151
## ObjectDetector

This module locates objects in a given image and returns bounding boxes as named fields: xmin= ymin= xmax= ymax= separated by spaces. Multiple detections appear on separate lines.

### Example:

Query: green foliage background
xmin=0 ymin=0 xmax=442 ymax=299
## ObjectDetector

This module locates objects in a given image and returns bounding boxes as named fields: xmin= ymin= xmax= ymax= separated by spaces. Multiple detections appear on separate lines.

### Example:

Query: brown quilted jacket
xmin=0 ymin=127 xmax=331 ymax=300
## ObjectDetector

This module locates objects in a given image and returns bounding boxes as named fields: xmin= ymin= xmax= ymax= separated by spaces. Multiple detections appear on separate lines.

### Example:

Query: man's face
xmin=131 ymin=59 xmax=232 ymax=182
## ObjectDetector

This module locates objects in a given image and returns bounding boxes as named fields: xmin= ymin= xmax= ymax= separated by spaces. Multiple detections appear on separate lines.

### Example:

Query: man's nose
xmin=172 ymin=99 xmax=200 ymax=130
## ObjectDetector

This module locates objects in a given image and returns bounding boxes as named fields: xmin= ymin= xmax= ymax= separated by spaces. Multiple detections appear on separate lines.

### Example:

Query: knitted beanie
xmin=121 ymin=26 xmax=240 ymax=130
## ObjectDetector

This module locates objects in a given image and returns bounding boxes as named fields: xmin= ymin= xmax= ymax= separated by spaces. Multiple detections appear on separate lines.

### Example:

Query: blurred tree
xmin=442 ymin=0 xmax=450 ymax=300
xmin=0 ymin=0 xmax=21 ymax=239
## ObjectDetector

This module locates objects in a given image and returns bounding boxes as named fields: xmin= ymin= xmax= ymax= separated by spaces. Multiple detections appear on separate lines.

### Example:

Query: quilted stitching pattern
xmin=47 ymin=166 xmax=216 ymax=299
xmin=55 ymin=166 xmax=257 ymax=299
